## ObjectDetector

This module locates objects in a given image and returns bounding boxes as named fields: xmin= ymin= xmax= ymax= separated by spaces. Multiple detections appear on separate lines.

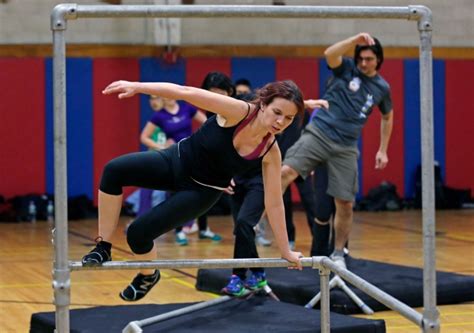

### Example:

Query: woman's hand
xmin=223 ymin=178 xmax=235 ymax=195
xmin=103 ymin=80 xmax=139 ymax=99
xmin=304 ymin=99 xmax=329 ymax=110
xmin=282 ymin=250 xmax=303 ymax=270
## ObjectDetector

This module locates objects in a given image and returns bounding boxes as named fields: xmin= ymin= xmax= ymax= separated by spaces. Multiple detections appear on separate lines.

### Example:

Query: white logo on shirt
xmin=349 ymin=77 xmax=361 ymax=92
xmin=361 ymin=94 xmax=374 ymax=114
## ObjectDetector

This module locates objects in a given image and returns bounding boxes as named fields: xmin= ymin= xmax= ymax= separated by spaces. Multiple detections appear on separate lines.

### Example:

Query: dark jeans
xmin=100 ymin=145 xmax=222 ymax=254
xmin=229 ymin=174 xmax=265 ymax=279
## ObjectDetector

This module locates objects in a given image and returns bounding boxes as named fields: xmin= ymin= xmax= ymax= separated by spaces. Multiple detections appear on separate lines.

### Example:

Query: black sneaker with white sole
xmin=120 ymin=270 xmax=161 ymax=302
xmin=81 ymin=238 xmax=112 ymax=266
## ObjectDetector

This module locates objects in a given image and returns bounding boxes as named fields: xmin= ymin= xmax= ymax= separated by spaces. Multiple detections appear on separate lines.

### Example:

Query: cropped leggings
xmin=100 ymin=145 xmax=222 ymax=254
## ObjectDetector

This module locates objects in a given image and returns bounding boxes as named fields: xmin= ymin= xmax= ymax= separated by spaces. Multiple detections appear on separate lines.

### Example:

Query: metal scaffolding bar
xmin=69 ymin=257 xmax=318 ymax=271
xmin=51 ymin=4 xmax=436 ymax=333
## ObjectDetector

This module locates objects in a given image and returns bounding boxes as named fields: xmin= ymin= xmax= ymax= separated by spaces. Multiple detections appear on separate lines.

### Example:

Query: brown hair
xmin=253 ymin=80 xmax=304 ymax=119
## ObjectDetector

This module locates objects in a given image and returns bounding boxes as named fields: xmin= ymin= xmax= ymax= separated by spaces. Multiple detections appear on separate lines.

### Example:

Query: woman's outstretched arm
xmin=103 ymin=80 xmax=248 ymax=124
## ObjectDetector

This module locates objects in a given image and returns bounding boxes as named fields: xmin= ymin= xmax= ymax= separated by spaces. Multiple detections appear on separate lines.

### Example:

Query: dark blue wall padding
xmin=139 ymin=58 xmax=186 ymax=151
xmin=45 ymin=58 xmax=94 ymax=198
xmin=403 ymin=59 xmax=446 ymax=198
xmin=445 ymin=60 xmax=474 ymax=193
xmin=0 ymin=59 xmax=46 ymax=197
xmin=231 ymin=57 xmax=275 ymax=90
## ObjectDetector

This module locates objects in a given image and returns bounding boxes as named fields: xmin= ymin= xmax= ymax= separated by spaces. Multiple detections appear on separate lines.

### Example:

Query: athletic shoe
xmin=255 ymin=235 xmax=272 ymax=247
xmin=120 ymin=270 xmax=160 ymax=302
xmin=289 ymin=241 xmax=295 ymax=251
xmin=329 ymin=253 xmax=347 ymax=270
xmin=244 ymin=271 xmax=268 ymax=291
xmin=175 ymin=231 xmax=188 ymax=246
xmin=183 ymin=222 xmax=198 ymax=234
xmin=221 ymin=275 xmax=246 ymax=297
xmin=81 ymin=237 xmax=112 ymax=266
xmin=199 ymin=228 xmax=222 ymax=241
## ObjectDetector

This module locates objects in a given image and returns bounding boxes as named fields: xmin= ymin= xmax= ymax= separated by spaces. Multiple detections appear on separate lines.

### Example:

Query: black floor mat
xmin=31 ymin=296 xmax=385 ymax=333
xmin=196 ymin=257 xmax=474 ymax=314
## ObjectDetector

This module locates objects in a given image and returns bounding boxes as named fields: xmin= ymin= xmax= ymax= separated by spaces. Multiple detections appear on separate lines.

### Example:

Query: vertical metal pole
xmin=319 ymin=268 xmax=330 ymax=333
xmin=52 ymin=22 xmax=70 ymax=333
xmin=417 ymin=7 xmax=440 ymax=333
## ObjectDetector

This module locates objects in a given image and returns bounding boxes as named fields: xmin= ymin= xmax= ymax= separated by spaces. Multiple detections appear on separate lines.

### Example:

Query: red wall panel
xmin=362 ymin=59 xmax=405 ymax=196
xmin=275 ymin=58 xmax=319 ymax=99
xmin=276 ymin=58 xmax=319 ymax=202
xmin=0 ymin=59 xmax=45 ymax=197
xmin=185 ymin=58 xmax=231 ymax=87
xmin=445 ymin=60 xmax=474 ymax=193
xmin=93 ymin=59 xmax=141 ymax=203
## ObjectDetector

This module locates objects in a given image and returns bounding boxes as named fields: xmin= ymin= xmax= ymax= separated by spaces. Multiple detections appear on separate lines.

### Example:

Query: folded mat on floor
xmin=196 ymin=257 xmax=474 ymax=314
xmin=31 ymin=295 xmax=385 ymax=333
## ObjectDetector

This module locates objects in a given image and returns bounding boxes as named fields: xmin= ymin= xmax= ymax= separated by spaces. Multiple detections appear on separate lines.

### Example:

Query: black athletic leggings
xmin=100 ymin=145 xmax=222 ymax=254
xmin=229 ymin=174 xmax=265 ymax=279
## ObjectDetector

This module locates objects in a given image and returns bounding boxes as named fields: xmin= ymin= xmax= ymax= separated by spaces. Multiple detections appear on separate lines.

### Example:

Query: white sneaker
xmin=329 ymin=253 xmax=347 ymax=270
xmin=255 ymin=235 xmax=272 ymax=247
xmin=183 ymin=222 xmax=198 ymax=234
xmin=199 ymin=228 xmax=222 ymax=241
xmin=175 ymin=231 xmax=188 ymax=246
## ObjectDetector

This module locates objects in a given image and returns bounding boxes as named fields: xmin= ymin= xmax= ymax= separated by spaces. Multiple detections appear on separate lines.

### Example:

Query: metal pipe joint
xmin=51 ymin=4 xmax=78 ymax=30
xmin=408 ymin=5 xmax=433 ymax=31
xmin=52 ymin=268 xmax=71 ymax=306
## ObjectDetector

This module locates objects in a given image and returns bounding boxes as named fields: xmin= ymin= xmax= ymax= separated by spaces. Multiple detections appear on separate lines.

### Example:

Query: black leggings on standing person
xmin=311 ymin=164 xmax=336 ymax=256
xmin=229 ymin=175 xmax=266 ymax=280
xmin=100 ymin=145 xmax=222 ymax=254
xmin=283 ymin=176 xmax=317 ymax=243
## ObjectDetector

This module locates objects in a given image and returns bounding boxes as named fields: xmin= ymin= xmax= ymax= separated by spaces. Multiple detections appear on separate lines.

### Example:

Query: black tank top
xmin=179 ymin=112 xmax=276 ymax=188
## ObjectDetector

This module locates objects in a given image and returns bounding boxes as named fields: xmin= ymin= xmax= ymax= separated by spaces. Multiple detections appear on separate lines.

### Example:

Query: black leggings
xmin=229 ymin=175 xmax=265 ymax=279
xmin=100 ymin=145 xmax=222 ymax=254
xmin=283 ymin=175 xmax=317 ymax=242
xmin=311 ymin=164 xmax=336 ymax=256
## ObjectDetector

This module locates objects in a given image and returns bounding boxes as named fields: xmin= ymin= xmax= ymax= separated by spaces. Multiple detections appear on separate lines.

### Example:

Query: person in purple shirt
xmin=142 ymin=97 xmax=209 ymax=246
xmin=147 ymin=98 xmax=204 ymax=144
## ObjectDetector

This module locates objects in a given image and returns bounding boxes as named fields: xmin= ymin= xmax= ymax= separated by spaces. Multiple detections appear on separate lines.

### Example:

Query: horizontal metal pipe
xmin=70 ymin=257 xmax=318 ymax=271
xmin=72 ymin=5 xmax=414 ymax=20
xmin=321 ymin=258 xmax=423 ymax=327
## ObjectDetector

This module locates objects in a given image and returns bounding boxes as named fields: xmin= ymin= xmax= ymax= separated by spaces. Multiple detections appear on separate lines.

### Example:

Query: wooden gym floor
xmin=0 ymin=210 xmax=473 ymax=332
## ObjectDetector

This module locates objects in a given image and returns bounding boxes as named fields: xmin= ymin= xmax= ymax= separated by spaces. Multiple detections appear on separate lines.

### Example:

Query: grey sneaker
xmin=255 ymin=235 xmax=272 ymax=247
xmin=329 ymin=253 xmax=347 ymax=270
xmin=289 ymin=241 xmax=295 ymax=251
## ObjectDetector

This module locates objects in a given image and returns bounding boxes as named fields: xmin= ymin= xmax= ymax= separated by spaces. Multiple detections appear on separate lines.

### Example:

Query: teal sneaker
xmin=221 ymin=275 xmax=246 ymax=297
xmin=199 ymin=228 xmax=222 ymax=242
xmin=245 ymin=271 xmax=267 ymax=291
xmin=175 ymin=231 xmax=188 ymax=246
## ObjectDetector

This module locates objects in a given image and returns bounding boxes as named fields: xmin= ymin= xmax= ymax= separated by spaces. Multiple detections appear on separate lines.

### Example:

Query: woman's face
xmin=162 ymin=98 xmax=177 ymax=108
xmin=209 ymin=87 xmax=230 ymax=96
xmin=261 ymin=97 xmax=298 ymax=135
xmin=149 ymin=96 xmax=163 ymax=111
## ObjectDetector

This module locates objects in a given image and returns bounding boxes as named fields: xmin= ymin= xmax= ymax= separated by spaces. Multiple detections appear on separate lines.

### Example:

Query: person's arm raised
xmin=103 ymin=81 xmax=248 ymax=124
xmin=324 ymin=32 xmax=375 ymax=69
